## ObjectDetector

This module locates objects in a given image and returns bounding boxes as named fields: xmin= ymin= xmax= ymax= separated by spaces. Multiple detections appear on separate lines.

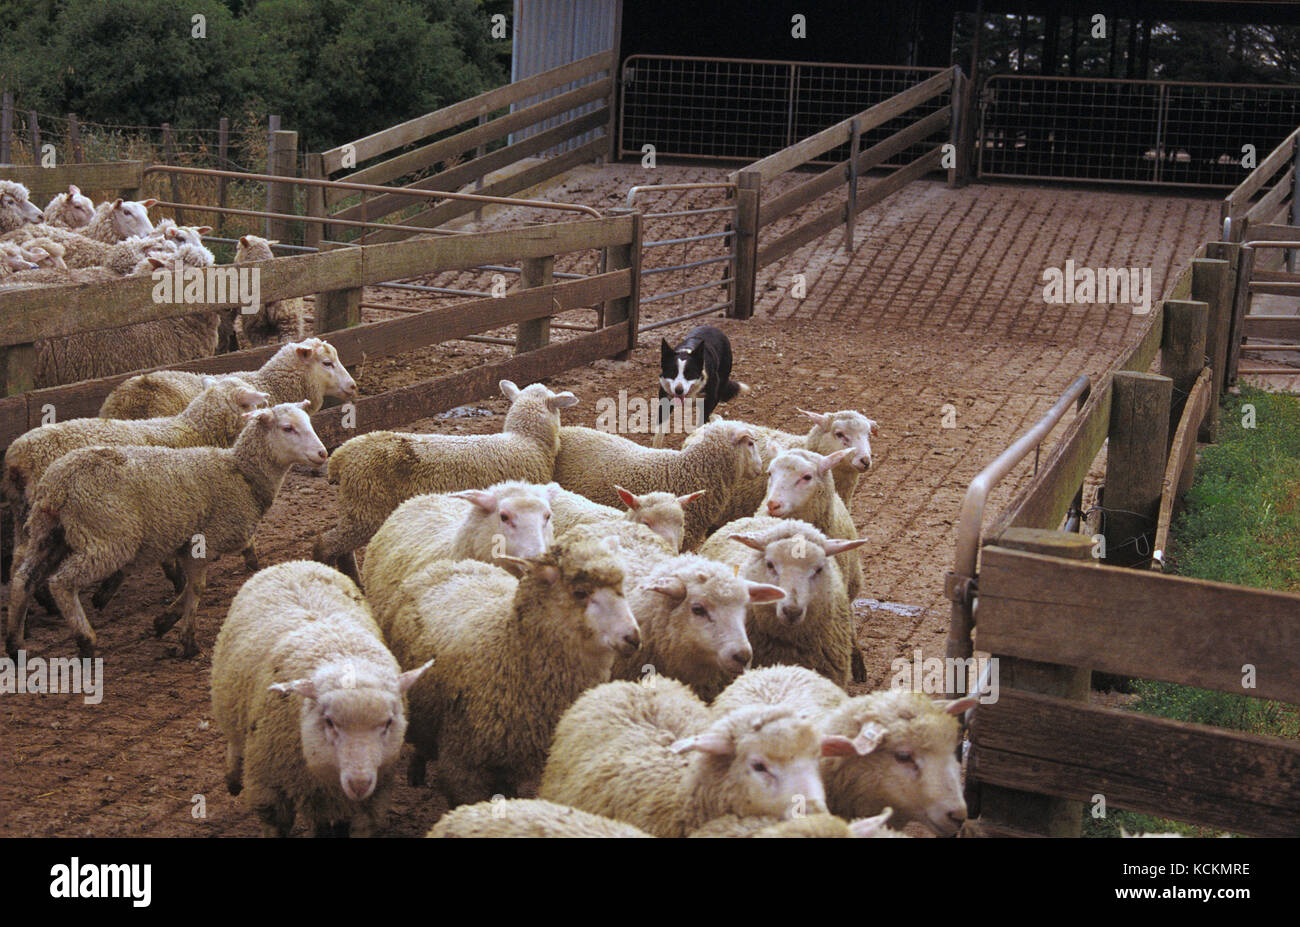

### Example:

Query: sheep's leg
xmin=0 ymin=506 xmax=11 ymax=585
xmin=90 ymin=570 xmax=126 ymax=612
xmin=850 ymin=647 xmax=867 ymax=684
xmin=33 ymin=584 xmax=59 ymax=618
xmin=4 ymin=568 xmax=33 ymax=660
xmin=312 ymin=514 xmax=374 ymax=583
xmin=160 ymin=558 xmax=185 ymax=595
xmin=406 ymin=750 xmax=429 ymax=788
xmin=254 ymin=791 xmax=295 ymax=838
xmin=241 ymin=542 xmax=259 ymax=573
xmin=433 ymin=759 xmax=495 ymax=808
xmin=224 ymin=743 xmax=244 ymax=796
xmin=46 ymin=569 xmax=95 ymax=660
xmin=155 ymin=557 xmax=207 ymax=658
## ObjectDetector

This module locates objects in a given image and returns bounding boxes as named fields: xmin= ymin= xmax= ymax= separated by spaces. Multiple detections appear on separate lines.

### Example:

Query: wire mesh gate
xmin=619 ymin=55 xmax=945 ymax=165
xmin=978 ymin=74 xmax=1300 ymax=188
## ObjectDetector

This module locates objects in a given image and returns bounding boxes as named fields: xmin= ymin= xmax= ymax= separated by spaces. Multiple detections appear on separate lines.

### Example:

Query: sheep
xmin=0 ymin=241 xmax=39 ymax=274
xmin=79 ymin=197 xmax=156 ymax=243
xmin=211 ymin=560 xmax=433 ymax=837
xmin=428 ymin=799 xmax=653 ymax=838
xmin=313 ymin=380 xmax=578 ymax=581
xmin=692 ymin=409 xmax=879 ymax=527
xmin=3 ymin=401 xmax=328 ymax=660
xmin=382 ymin=537 xmax=640 ymax=807
xmin=0 ymin=250 xmax=166 ymax=289
xmin=0 ymin=225 xmax=175 ymax=273
xmin=761 ymin=447 xmax=865 ymax=601
xmin=42 ymin=185 xmax=96 ymax=229
xmin=559 ymin=518 xmax=677 ymax=584
xmin=537 ymin=677 xmax=851 ymax=838
xmin=552 ymin=419 xmax=763 ymax=549
xmin=234 ymin=235 xmax=303 ymax=346
xmin=148 ymin=219 xmax=215 ymax=266
xmin=711 ymin=665 xmax=976 ymax=835
xmin=359 ymin=480 xmax=557 ymax=634
xmin=611 ymin=553 xmax=784 ymax=700
xmin=698 ymin=516 xmax=867 ymax=687
xmin=688 ymin=808 xmax=904 ymax=838
xmin=550 ymin=485 xmax=703 ymax=553
xmin=0 ymin=180 xmax=45 ymax=234
xmin=98 ymin=337 xmax=358 ymax=420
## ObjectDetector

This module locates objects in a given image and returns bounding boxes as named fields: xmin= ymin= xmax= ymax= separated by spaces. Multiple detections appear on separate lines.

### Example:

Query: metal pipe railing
xmin=637 ymin=302 xmax=729 ymax=333
xmin=944 ymin=374 xmax=1092 ymax=697
xmin=148 ymin=199 xmax=463 ymax=237
xmin=627 ymin=182 xmax=738 ymax=209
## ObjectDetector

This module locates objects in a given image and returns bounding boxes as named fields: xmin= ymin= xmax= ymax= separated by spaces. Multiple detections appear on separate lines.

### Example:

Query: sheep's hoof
xmin=242 ymin=548 xmax=260 ymax=573
xmin=4 ymin=639 xmax=20 ymax=662
xmin=178 ymin=636 xmax=199 ymax=660
xmin=153 ymin=610 xmax=182 ymax=638
xmin=407 ymin=753 xmax=427 ymax=788
xmin=74 ymin=635 xmax=95 ymax=660
xmin=850 ymin=648 xmax=867 ymax=684
xmin=225 ymin=772 xmax=243 ymax=797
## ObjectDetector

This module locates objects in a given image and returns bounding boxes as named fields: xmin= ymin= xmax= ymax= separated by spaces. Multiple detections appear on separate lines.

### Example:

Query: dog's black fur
xmin=657 ymin=325 xmax=746 ymax=431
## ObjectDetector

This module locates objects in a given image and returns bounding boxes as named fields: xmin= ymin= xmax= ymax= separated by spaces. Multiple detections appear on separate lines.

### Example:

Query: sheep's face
xmin=729 ymin=426 xmax=763 ymax=480
xmin=618 ymin=488 xmax=696 ymax=552
xmin=1 ymin=243 xmax=39 ymax=273
xmin=251 ymin=401 xmax=327 ymax=469
xmin=673 ymin=707 xmax=830 ymax=819
xmin=737 ymin=533 xmax=831 ymax=626
xmin=806 ymin=409 xmax=878 ymax=472
xmin=762 ymin=448 xmax=851 ymax=517
xmin=22 ymin=240 xmax=68 ymax=270
xmin=164 ymin=223 xmax=212 ymax=250
xmin=823 ymin=691 xmax=971 ymax=836
xmin=1 ymin=189 xmax=43 ymax=225
xmin=49 ymin=186 xmax=95 ymax=227
xmin=296 ymin=339 xmax=357 ymax=404
xmin=582 ymin=585 xmax=640 ymax=657
xmin=647 ymin=565 xmax=780 ymax=677
xmin=110 ymin=199 xmax=155 ymax=238
xmin=236 ymin=234 xmax=277 ymax=263
xmin=456 ymin=485 xmax=554 ymax=560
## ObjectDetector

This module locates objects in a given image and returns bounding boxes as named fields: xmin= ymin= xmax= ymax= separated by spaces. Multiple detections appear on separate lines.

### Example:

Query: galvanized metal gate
xmin=978 ymin=74 xmax=1300 ymax=188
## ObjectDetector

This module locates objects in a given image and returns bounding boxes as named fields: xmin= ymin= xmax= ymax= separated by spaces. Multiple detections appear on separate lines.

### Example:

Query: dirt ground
xmin=0 ymin=163 xmax=1221 ymax=837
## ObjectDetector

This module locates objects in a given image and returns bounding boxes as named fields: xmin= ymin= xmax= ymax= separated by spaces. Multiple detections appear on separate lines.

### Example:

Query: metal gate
xmin=978 ymin=74 xmax=1300 ymax=188
xmin=619 ymin=55 xmax=944 ymax=164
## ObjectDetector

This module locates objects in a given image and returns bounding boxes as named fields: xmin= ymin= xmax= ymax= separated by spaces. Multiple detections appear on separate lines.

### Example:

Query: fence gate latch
xmin=944 ymin=571 xmax=976 ymax=606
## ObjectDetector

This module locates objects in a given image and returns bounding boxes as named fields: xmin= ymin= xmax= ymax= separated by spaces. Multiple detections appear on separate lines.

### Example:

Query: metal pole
xmin=1289 ymin=136 xmax=1300 ymax=272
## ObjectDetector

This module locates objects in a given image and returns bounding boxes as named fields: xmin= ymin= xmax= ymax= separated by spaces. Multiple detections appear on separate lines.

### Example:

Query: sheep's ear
xmin=398 ymin=658 xmax=435 ymax=693
xmin=731 ymin=428 xmax=756 ymax=445
xmin=744 ymin=581 xmax=785 ymax=603
xmin=820 ymin=735 xmax=860 ymax=757
xmin=851 ymin=721 xmax=887 ymax=756
xmin=499 ymin=379 xmax=520 ymax=400
xmin=147 ymin=257 xmax=167 ymax=270
xmin=296 ymin=345 xmax=314 ymax=360
xmin=239 ymin=235 xmax=250 ymax=247
xmin=494 ymin=555 xmax=529 ymax=577
xmin=195 ymin=226 xmax=212 ymax=235
xmin=601 ymin=535 xmax=622 ymax=555
xmin=647 ymin=575 xmax=686 ymax=601
xmin=295 ymin=399 xmax=312 ymax=411
xmin=165 ymin=227 xmax=179 ymax=240
xmin=269 ymin=678 xmax=318 ymax=700
xmin=451 ymin=489 xmax=499 ymax=513
xmin=544 ymin=481 xmax=562 ymax=501
xmin=728 ymin=533 xmax=767 ymax=552
xmin=676 ymin=489 xmax=706 ymax=506
xmin=111 ymin=198 xmax=124 ymax=208
xmin=669 ymin=730 xmax=733 ymax=756
xmin=867 ymin=419 xmax=880 ymax=437
xmin=763 ymin=438 xmax=780 ymax=458
xmin=822 ymin=537 xmax=868 ymax=556
xmin=846 ymin=808 xmax=894 ymax=837
xmin=140 ymin=198 xmax=158 ymax=208
xmin=546 ymin=391 xmax=579 ymax=411
xmin=797 ymin=408 xmax=829 ymax=426
xmin=941 ymin=696 xmax=979 ymax=716
xmin=68 ymin=184 xmax=80 ymax=196
xmin=614 ymin=485 xmax=640 ymax=510
xmin=819 ymin=448 xmax=853 ymax=473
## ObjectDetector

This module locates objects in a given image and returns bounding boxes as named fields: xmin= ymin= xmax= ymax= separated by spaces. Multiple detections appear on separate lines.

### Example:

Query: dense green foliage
xmin=0 ymin=0 xmax=510 ymax=150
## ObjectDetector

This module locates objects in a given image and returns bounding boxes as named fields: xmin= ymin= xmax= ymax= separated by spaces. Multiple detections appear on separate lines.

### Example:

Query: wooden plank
xmin=0 ymin=161 xmax=146 ymax=201
xmin=330 ymin=80 xmax=612 ymax=199
xmin=758 ymin=107 xmax=950 ymax=228
xmin=854 ymin=145 xmax=945 ymax=215
xmin=1192 ymin=255 xmax=1232 ymax=442
xmin=515 ymin=255 xmax=555 ymax=353
xmin=968 ymin=689 xmax=1300 ymax=837
xmin=976 ymin=546 xmax=1300 ymax=704
xmin=1 ymin=271 xmax=631 ymax=445
xmin=321 ymin=51 xmax=614 ymax=174
xmin=1151 ymin=368 xmax=1211 ymax=566
xmin=361 ymin=138 xmax=607 ymax=243
xmin=1217 ymin=241 xmax=1254 ymax=385
xmin=742 ymin=68 xmax=954 ymax=182
xmin=757 ymin=201 xmax=847 ymax=268
xmin=1244 ymin=223 xmax=1300 ymax=242
xmin=309 ymin=323 xmax=628 ymax=449
xmin=1103 ymin=371 xmax=1171 ymax=568
xmin=1224 ymin=126 xmax=1300 ymax=212
xmin=601 ymin=209 xmax=640 ymax=356
xmin=1242 ymin=314 xmax=1300 ymax=340
xmin=731 ymin=174 xmax=761 ymax=320
xmin=332 ymin=107 xmax=608 ymax=223
xmin=1118 ymin=302 xmax=1165 ymax=375
xmin=1159 ymin=300 xmax=1208 ymax=439
xmin=0 ymin=216 xmax=633 ymax=346
xmin=1246 ymin=165 xmax=1293 ymax=226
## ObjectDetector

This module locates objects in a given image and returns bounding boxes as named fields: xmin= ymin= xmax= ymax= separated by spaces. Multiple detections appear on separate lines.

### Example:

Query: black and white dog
xmin=655 ymin=325 xmax=747 ymax=445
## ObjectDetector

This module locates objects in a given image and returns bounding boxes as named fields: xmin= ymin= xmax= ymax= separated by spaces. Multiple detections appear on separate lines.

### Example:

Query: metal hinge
xmin=944 ymin=571 xmax=977 ymax=606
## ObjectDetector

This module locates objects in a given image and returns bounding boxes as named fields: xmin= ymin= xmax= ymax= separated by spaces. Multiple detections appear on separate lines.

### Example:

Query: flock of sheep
xmin=0 ymin=177 xmax=974 ymax=839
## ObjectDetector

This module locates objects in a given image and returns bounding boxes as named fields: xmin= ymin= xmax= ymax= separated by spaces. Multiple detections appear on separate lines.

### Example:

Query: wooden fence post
xmin=0 ymin=92 xmax=12 ymax=164
xmin=515 ymin=255 xmax=555 ymax=354
xmin=1 ymin=343 xmax=37 ymax=396
xmin=27 ymin=111 xmax=39 ymax=165
xmin=603 ymin=207 xmax=641 ymax=357
xmin=268 ymin=129 xmax=298 ymax=244
xmin=731 ymin=171 xmax=761 ymax=320
xmin=316 ymin=288 xmax=362 ymax=334
xmin=844 ymin=118 xmax=860 ymax=252
xmin=1104 ymin=371 xmax=1172 ymax=569
xmin=66 ymin=114 xmax=83 ymax=163
xmin=1159 ymin=299 xmax=1208 ymax=445
xmin=975 ymin=527 xmax=1093 ymax=837
xmin=302 ymin=152 xmax=326 ymax=250
xmin=264 ymin=115 xmax=280 ymax=237
xmin=948 ymin=68 xmax=964 ymax=187
xmin=216 ymin=117 xmax=229 ymax=236
xmin=1191 ymin=255 xmax=1231 ymax=442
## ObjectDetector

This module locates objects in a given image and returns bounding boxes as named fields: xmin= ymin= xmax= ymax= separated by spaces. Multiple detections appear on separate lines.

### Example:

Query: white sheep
xmin=761 ymin=447 xmax=865 ymax=600
xmin=360 ymin=480 xmax=557 ymax=634
xmin=211 ymin=560 xmax=432 ymax=837
xmin=234 ymin=234 xmax=304 ymax=346
xmin=688 ymin=808 xmax=903 ymax=838
xmin=0 ymin=180 xmax=45 ymax=234
xmin=313 ymin=380 xmax=578 ymax=580
xmin=550 ymin=485 xmax=703 ymax=553
xmin=42 ymin=185 xmax=96 ymax=229
xmin=699 ymin=516 xmax=866 ymax=687
xmin=538 ymin=677 xmax=849 ymax=837
xmin=0 ymin=241 xmax=40 ymax=274
xmin=611 ymin=552 xmax=784 ymax=700
xmin=712 ymin=665 xmax=976 ymax=835
xmin=80 ymin=197 xmax=156 ymax=243
xmin=4 ymin=401 xmax=327 ymax=660
xmin=428 ymin=799 xmax=653 ymax=838
xmin=382 ymin=537 xmax=640 ymax=807
xmin=553 ymin=419 xmax=763 ymax=549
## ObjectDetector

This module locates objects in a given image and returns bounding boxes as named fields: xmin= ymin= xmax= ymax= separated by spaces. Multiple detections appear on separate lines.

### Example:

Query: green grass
xmin=1084 ymin=386 xmax=1300 ymax=837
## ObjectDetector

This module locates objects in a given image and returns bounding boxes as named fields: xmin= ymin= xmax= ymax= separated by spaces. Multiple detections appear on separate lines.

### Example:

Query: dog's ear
xmin=660 ymin=338 xmax=675 ymax=362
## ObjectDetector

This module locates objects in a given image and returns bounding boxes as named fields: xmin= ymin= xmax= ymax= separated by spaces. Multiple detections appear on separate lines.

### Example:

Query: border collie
xmin=655 ymin=326 xmax=747 ymax=445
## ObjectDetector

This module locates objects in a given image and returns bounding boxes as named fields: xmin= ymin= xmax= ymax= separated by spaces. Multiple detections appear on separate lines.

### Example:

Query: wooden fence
xmin=725 ymin=66 xmax=961 ymax=303
xmin=960 ymin=235 xmax=1300 ymax=838
xmin=310 ymin=51 xmax=616 ymax=244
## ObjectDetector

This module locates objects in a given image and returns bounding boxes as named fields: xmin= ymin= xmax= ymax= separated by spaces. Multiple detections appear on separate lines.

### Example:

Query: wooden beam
xmin=515 ymin=255 xmax=554 ymax=353
xmin=731 ymin=173 xmax=761 ymax=320
xmin=1224 ymin=245 xmax=1255 ymax=385
xmin=757 ymin=201 xmax=847 ymax=268
xmin=0 ymin=161 xmax=145 ymax=202
xmin=968 ymin=689 xmax=1300 ymax=838
xmin=316 ymin=287 xmax=361 ymax=334
xmin=1245 ymin=165 xmax=1294 ymax=226
xmin=1151 ymin=368 xmax=1211 ymax=565
xmin=1242 ymin=314 xmax=1300 ymax=340
xmin=1103 ymin=371 xmax=1171 ymax=568
xmin=1223 ymin=125 xmax=1300 ymax=213
xmin=1191 ymin=256 xmax=1231 ymax=441
xmin=602 ymin=208 xmax=641 ymax=357
xmin=976 ymin=546 xmax=1300 ymax=704
xmin=1159 ymin=299 xmax=1208 ymax=439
